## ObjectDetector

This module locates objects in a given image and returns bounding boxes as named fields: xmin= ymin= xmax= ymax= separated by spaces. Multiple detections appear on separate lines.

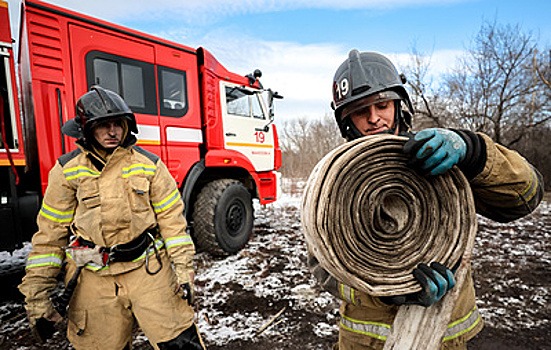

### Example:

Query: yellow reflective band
xmin=340 ymin=314 xmax=391 ymax=341
xmin=519 ymin=171 xmax=539 ymax=203
xmin=0 ymin=159 xmax=26 ymax=166
xmin=339 ymin=283 xmax=356 ymax=304
xmin=63 ymin=166 xmax=100 ymax=180
xmin=132 ymin=238 xmax=165 ymax=262
xmin=152 ymin=189 xmax=180 ymax=213
xmin=165 ymin=235 xmax=194 ymax=250
xmin=122 ymin=163 xmax=157 ymax=178
xmin=136 ymin=139 xmax=161 ymax=146
xmin=341 ymin=305 xmax=481 ymax=344
xmin=443 ymin=306 xmax=482 ymax=342
xmin=26 ymin=253 xmax=63 ymax=269
xmin=65 ymin=251 xmax=106 ymax=271
xmin=226 ymin=142 xmax=273 ymax=148
xmin=39 ymin=203 xmax=74 ymax=223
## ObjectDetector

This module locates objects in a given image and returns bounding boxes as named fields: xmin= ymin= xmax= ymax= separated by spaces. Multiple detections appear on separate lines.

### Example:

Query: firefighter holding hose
xmin=308 ymin=49 xmax=544 ymax=349
xmin=19 ymin=86 xmax=205 ymax=349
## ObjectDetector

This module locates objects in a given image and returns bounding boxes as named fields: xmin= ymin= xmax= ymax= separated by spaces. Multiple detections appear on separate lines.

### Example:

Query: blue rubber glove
xmin=403 ymin=128 xmax=467 ymax=176
xmin=380 ymin=262 xmax=456 ymax=307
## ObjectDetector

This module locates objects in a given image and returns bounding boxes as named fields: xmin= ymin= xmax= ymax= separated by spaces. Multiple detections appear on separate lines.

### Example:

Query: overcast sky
xmin=6 ymin=0 xmax=551 ymax=121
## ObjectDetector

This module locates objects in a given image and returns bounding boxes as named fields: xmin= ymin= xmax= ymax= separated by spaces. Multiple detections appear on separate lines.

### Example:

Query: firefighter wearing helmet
xmin=19 ymin=86 xmax=206 ymax=349
xmin=308 ymin=49 xmax=544 ymax=349
xmin=332 ymin=49 xmax=414 ymax=140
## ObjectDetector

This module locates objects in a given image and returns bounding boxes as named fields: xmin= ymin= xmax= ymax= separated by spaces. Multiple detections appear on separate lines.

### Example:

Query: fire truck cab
xmin=0 ymin=0 xmax=282 ymax=255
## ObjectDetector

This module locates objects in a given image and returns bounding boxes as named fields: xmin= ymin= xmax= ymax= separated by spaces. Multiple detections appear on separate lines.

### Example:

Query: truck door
xmin=155 ymin=47 xmax=203 ymax=186
xmin=221 ymin=82 xmax=275 ymax=172
xmin=68 ymin=25 xmax=160 ymax=157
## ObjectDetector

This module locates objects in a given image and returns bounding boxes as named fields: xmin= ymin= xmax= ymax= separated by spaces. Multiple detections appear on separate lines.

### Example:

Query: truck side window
xmin=86 ymin=51 xmax=156 ymax=115
xmin=159 ymin=67 xmax=188 ymax=117
xmin=225 ymin=87 xmax=250 ymax=117
xmin=93 ymin=59 xmax=119 ymax=93
xmin=121 ymin=64 xmax=145 ymax=108
xmin=251 ymin=95 xmax=265 ymax=120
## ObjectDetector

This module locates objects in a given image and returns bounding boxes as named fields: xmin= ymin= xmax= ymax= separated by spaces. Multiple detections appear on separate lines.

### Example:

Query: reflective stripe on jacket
xmin=339 ymin=296 xmax=481 ymax=344
xmin=19 ymin=143 xmax=195 ymax=320
xmin=311 ymin=133 xmax=543 ymax=348
xmin=59 ymin=144 xmax=194 ymax=276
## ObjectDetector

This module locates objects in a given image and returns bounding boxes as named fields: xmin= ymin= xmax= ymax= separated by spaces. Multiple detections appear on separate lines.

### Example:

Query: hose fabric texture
xmin=302 ymin=135 xmax=478 ymax=297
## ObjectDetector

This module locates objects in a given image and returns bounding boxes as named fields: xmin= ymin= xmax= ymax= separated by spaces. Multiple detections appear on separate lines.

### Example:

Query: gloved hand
xmin=380 ymin=262 xmax=456 ymax=307
xmin=403 ymin=128 xmax=467 ymax=176
xmin=30 ymin=317 xmax=59 ymax=343
xmin=178 ymin=282 xmax=195 ymax=306
xmin=173 ymin=264 xmax=195 ymax=306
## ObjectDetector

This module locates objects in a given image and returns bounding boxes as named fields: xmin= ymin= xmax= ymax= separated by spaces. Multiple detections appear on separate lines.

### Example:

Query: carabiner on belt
xmin=145 ymin=231 xmax=162 ymax=275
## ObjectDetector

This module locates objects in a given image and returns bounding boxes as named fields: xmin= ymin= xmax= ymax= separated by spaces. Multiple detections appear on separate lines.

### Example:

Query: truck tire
xmin=192 ymin=179 xmax=254 ymax=255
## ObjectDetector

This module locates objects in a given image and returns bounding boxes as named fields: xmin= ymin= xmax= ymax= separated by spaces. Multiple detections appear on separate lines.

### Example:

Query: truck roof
xmin=25 ymin=0 xmax=197 ymax=55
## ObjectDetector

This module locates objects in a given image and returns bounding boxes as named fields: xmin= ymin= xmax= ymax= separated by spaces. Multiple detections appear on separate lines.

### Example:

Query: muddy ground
xmin=0 ymin=194 xmax=549 ymax=350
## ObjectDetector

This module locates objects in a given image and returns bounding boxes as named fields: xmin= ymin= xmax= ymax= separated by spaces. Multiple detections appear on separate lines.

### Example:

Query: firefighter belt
xmin=73 ymin=226 xmax=160 ymax=266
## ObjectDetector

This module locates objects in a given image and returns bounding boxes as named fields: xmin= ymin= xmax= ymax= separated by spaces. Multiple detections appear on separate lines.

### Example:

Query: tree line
xmin=278 ymin=21 xmax=551 ymax=190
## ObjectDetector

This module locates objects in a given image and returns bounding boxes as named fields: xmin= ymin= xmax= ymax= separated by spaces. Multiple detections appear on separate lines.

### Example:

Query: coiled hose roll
xmin=301 ymin=135 xmax=477 ymax=296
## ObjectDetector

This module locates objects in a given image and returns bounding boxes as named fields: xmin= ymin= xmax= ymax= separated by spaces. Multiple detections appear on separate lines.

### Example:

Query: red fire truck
xmin=0 ymin=0 xmax=282 ymax=255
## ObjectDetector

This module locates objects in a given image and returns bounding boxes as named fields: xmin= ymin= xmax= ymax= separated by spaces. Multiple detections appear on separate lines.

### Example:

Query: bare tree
xmin=403 ymin=47 xmax=439 ymax=128
xmin=278 ymin=114 xmax=344 ymax=179
xmin=533 ymin=49 xmax=551 ymax=89
xmin=440 ymin=21 xmax=550 ymax=146
xmin=402 ymin=47 xmax=463 ymax=130
xmin=279 ymin=26 xmax=551 ymax=186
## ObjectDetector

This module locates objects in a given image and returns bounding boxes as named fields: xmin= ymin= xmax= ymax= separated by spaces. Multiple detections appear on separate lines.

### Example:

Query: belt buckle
xmin=105 ymin=245 xmax=118 ymax=265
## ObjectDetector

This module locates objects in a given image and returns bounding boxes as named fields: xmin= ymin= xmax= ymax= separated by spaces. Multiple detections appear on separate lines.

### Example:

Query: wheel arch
xmin=181 ymin=160 xmax=257 ymax=223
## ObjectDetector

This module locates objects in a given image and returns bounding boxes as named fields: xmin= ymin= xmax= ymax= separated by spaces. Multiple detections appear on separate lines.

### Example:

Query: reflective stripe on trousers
xmin=340 ymin=306 xmax=481 ymax=342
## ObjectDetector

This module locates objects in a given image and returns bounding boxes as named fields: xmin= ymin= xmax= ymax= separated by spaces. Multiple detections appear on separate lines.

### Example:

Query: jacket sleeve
xmin=18 ymin=163 xmax=75 ymax=321
xmin=307 ymin=250 xmax=389 ymax=309
xmin=149 ymin=160 xmax=195 ymax=285
xmin=455 ymin=130 xmax=544 ymax=223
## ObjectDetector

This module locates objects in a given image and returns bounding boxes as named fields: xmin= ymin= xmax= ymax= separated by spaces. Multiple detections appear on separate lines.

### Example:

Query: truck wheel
xmin=192 ymin=179 xmax=254 ymax=255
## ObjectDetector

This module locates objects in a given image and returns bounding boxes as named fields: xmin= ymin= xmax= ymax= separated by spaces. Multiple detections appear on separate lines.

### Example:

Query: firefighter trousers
xmin=65 ymin=250 xmax=203 ymax=349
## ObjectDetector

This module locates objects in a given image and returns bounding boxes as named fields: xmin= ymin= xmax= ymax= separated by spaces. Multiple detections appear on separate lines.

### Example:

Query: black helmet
xmin=62 ymin=86 xmax=138 ymax=138
xmin=331 ymin=49 xmax=414 ymax=139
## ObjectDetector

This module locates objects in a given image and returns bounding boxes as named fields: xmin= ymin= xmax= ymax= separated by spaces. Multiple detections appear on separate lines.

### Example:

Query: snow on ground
xmin=193 ymin=191 xmax=339 ymax=347
xmin=472 ymin=203 xmax=551 ymax=334
xmin=0 ymin=243 xmax=31 ymax=276
xmin=0 ymin=182 xmax=549 ymax=349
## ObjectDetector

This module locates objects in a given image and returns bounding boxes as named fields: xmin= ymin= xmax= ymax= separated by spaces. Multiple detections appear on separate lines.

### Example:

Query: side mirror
xmin=256 ymin=89 xmax=283 ymax=132
xmin=268 ymin=89 xmax=283 ymax=119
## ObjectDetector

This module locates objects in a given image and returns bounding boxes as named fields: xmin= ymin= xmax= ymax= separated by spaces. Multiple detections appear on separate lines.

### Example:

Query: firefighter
xmin=308 ymin=49 xmax=544 ymax=350
xmin=19 ymin=86 xmax=206 ymax=349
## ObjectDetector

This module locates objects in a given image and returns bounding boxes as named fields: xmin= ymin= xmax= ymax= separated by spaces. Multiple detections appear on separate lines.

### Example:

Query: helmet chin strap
xmin=384 ymin=100 xmax=403 ymax=136
xmin=343 ymin=119 xmax=363 ymax=141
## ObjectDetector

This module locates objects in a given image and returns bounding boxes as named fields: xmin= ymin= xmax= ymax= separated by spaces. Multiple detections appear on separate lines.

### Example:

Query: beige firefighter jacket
xmin=310 ymin=132 xmax=544 ymax=348
xmin=19 ymin=142 xmax=195 ymax=323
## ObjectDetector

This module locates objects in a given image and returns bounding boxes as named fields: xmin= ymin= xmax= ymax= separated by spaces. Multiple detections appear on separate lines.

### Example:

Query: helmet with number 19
xmin=331 ymin=49 xmax=414 ymax=140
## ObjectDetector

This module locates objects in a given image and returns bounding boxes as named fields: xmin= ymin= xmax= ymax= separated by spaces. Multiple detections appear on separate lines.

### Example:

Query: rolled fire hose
xmin=302 ymin=135 xmax=477 ymax=297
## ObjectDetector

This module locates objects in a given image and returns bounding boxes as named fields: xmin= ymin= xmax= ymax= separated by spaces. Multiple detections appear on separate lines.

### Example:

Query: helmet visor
xmin=341 ymin=91 xmax=402 ymax=121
